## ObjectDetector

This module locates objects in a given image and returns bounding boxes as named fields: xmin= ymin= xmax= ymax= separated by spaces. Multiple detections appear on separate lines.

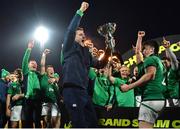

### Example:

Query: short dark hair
xmin=29 ymin=60 xmax=36 ymax=63
xmin=14 ymin=68 xmax=23 ymax=81
xmin=143 ymin=40 xmax=159 ymax=54
xmin=76 ymin=27 xmax=84 ymax=31
xmin=46 ymin=65 xmax=53 ymax=70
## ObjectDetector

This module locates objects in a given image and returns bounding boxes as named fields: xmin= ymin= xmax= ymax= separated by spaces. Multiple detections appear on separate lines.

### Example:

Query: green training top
xmin=22 ymin=48 xmax=41 ymax=99
xmin=141 ymin=55 xmax=165 ymax=101
xmin=7 ymin=82 xmax=23 ymax=106
xmin=114 ymin=78 xmax=135 ymax=107
xmin=89 ymin=68 xmax=114 ymax=106
xmin=41 ymin=74 xmax=59 ymax=103
xmin=163 ymin=68 xmax=179 ymax=98
xmin=134 ymin=62 xmax=145 ymax=96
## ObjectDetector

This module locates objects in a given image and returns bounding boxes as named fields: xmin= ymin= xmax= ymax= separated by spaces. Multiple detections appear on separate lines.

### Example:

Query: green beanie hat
xmin=1 ymin=69 xmax=10 ymax=78
xmin=54 ymin=73 xmax=60 ymax=78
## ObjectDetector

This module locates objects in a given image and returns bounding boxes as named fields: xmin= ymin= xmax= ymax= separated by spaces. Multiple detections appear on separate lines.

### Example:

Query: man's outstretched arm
xmin=63 ymin=2 xmax=89 ymax=52
xmin=40 ymin=49 xmax=50 ymax=75
xmin=163 ymin=37 xmax=179 ymax=70
xmin=22 ymin=40 xmax=34 ymax=75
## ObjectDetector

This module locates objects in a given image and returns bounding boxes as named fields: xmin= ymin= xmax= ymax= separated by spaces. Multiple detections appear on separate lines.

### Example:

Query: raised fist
xmin=28 ymin=40 xmax=35 ymax=49
xmin=138 ymin=31 xmax=145 ymax=37
xmin=43 ymin=49 xmax=51 ymax=55
xmin=80 ymin=2 xmax=89 ymax=12
xmin=162 ymin=37 xmax=170 ymax=48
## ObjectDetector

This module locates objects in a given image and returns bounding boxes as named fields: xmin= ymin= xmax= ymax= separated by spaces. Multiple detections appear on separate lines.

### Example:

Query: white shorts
xmin=10 ymin=105 xmax=22 ymax=121
xmin=41 ymin=103 xmax=61 ymax=117
xmin=138 ymin=100 xmax=165 ymax=124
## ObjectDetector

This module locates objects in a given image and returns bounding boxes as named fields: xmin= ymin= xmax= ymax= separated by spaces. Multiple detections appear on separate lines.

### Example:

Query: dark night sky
xmin=0 ymin=0 xmax=180 ymax=74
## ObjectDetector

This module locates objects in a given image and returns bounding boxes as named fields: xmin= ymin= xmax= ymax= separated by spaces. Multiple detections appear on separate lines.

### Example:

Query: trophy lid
xmin=97 ymin=22 xmax=116 ymax=37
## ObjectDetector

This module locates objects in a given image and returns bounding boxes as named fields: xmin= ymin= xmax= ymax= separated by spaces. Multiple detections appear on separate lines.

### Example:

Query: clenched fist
xmin=43 ymin=49 xmax=51 ymax=55
xmin=162 ymin=37 xmax=170 ymax=48
xmin=80 ymin=2 xmax=89 ymax=12
xmin=138 ymin=31 xmax=145 ymax=37
xmin=120 ymin=84 xmax=130 ymax=92
xmin=28 ymin=40 xmax=35 ymax=49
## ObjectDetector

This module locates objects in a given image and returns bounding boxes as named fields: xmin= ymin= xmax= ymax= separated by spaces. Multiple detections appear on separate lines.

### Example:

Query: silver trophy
xmin=97 ymin=22 xmax=116 ymax=53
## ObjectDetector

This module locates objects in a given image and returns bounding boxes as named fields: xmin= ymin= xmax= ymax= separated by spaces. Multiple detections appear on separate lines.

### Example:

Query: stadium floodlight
xmin=34 ymin=26 xmax=49 ymax=49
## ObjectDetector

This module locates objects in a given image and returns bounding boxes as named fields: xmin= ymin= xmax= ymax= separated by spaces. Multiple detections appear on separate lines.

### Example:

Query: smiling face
xmin=14 ymin=68 xmax=23 ymax=81
xmin=120 ymin=66 xmax=130 ymax=79
xmin=46 ymin=66 xmax=54 ymax=78
xmin=133 ymin=66 xmax=138 ymax=77
xmin=9 ymin=73 xmax=18 ymax=82
xmin=28 ymin=60 xmax=37 ymax=71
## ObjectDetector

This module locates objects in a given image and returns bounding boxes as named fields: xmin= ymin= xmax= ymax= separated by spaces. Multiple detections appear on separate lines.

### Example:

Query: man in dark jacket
xmin=62 ymin=2 xmax=98 ymax=128
xmin=0 ymin=69 xmax=10 ymax=128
